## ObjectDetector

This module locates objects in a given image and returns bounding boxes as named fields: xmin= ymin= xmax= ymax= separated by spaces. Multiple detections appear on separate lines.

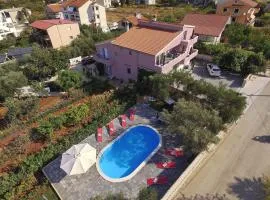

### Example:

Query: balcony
xmin=93 ymin=53 xmax=111 ymax=65
xmin=184 ymin=49 xmax=198 ymax=65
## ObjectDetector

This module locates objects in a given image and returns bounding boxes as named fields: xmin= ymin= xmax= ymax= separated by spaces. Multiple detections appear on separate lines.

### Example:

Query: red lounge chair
xmin=121 ymin=115 xmax=127 ymax=128
xmin=129 ymin=108 xmax=135 ymax=121
xmin=108 ymin=121 xmax=115 ymax=136
xmin=97 ymin=127 xmax=102 ymax=142
xmin=165 ymin=148 xmax=184 ymax=157
xmin=147 ymin=176 xmax=168 ymax=186
xmin=155 ymin=161 xmax=176 ymax=169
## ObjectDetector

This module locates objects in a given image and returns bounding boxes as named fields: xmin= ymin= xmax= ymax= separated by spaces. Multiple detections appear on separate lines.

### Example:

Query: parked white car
xmin=206 ymin=63 xmax=221 ymax=77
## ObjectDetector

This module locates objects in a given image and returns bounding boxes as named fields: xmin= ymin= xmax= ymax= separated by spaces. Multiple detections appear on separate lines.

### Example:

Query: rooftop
xmin=181 ymin=14 xmax=230 ymax=37
xmin=62 ymin=0 xmax=89 ymax=8
xmin=112 ymin=20 xmax=182 ymax=55
xmin=31 ymin=19 xmax=75 ymax=30
xmin=46 ymin=3 xmax=63 ymax=13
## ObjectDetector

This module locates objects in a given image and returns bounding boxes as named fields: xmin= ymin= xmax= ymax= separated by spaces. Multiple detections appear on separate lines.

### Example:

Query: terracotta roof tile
xmin=46 ymin=3 xmax=63 ymax=13
xmin=112 ymin=26 xmax=180 ymax=55
xmin=62 ymin=0 xmax=89 ymax=8
xmin=31 ymin=19 xmax=75 ymax=30
xmin=181 ymin=14 xmax=230 ymax=37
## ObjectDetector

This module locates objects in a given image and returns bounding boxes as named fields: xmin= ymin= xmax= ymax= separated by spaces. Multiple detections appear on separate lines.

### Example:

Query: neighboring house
xmin=0 ymin=7 xmax=31 ymax=40
xmin=30 ymin=19 xmax=80 ymax=49
xmin=94 ymin=20 xmax=198 ymax=82
xmin=0 ymin=47 xmax=32 ymax=64
xmin=118 ymin=13 xmax=149 ymax=31
xmin=96 ymin=0 xmax=112 ymax=8
xmin=62 ymin=0 xmax=109 ymax=32
xmin=216 ymin=0 xmax=259 ymax=25
xmin=181 ymin=14 xmax=231 ymax=44
xmin=46 ymin=3 xmax=64 ymax=19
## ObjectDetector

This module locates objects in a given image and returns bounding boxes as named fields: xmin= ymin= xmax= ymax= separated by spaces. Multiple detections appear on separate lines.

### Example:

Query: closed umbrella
xmin=60 ymin=143 xmax=96 ymax=175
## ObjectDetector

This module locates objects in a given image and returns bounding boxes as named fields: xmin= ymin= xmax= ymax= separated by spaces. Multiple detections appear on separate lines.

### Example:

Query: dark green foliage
xmin=0 ymin=62 xmax=28 ymax=101
xmin=149 ymin=71 xmax=246 ymax=123
xmin=57 ymin=70 xmax=82 ymax=91
xmin=64 ymin=104 xmax=89 ymax=126
xmin=34 ymin=121 xmax=54 ymax=141
xmin=4 ymin=97 xmax=39 ymax=123
xmin=82 ymin=78 xmax=114 ymax=95
xmin=137 ymin=188 xmax=158 ymax=200
xmin=48 ymin=115 xmax=66 ymax=130
xmin=23 ymin=46 xmax=69 ymax=81
xmin=162 ymin=99 xmax=222 ymax=154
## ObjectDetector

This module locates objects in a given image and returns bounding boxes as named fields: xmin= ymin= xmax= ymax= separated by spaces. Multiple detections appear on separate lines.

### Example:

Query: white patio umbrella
xmin=60 ymin=143 xmax=96 ymax=175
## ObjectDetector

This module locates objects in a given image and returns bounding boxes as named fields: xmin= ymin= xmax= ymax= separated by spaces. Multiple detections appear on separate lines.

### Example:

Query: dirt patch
xmin=0 ymin=107 xmax=8 ymax=120
xmin=39 ymin=97 xmax=63 ymax=113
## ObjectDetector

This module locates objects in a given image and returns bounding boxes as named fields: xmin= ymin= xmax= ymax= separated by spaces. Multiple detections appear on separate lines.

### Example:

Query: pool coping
xmin=96 ymin=124 xmax=162 ymax=183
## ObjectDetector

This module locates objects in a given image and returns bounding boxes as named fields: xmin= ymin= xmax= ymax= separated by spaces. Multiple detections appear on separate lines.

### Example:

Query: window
xmin=70 ymin=36 xmax=74 ymax=39
xmin=129 ymin=51 xmax=132 ymax=55
xmin=223 ymin=8 xmax=227 ymax=12
xmin=234 ymin=8 xmax=239 ymax=14
xmin=232 ymin=17 xmax=236 ymax=22
xmin=96 ymin=14 xmax=100 ymax=19
xmin=96 ymin=6 xmax=99 ymax=10
xmin=127 ymin=68 xmax=131 ymax=74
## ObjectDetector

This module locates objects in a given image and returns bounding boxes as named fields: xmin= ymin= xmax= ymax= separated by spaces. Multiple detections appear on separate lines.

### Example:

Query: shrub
xmin=64 ymin=104 xmax=89 ymax=126
xmin=34 ymin=121 xmax=54 ymax=141
xmin=137 ymin=188 xmax=158 ymax=200
xmin=48 ymin=115 xmax=66 ymax=130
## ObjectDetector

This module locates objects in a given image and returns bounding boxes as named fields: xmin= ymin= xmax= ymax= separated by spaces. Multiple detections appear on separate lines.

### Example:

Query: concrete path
xmin=179 ymin=81 xmax=270 ymax=200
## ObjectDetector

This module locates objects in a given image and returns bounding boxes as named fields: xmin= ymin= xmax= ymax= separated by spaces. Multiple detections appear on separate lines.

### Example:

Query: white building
xmin=62 ymin=0 xmax=109 ymax=32
xmin=0 ymin=7 xmax=31 ymax=40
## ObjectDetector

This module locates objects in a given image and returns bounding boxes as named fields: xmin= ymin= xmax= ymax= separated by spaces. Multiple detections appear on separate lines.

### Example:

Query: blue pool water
xmin=97 ymin=125 xmax=161 ymax=181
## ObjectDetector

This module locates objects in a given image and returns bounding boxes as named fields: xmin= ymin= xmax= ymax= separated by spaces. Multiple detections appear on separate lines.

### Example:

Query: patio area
xmin=43 ymin=104 xmax=188 ymax=199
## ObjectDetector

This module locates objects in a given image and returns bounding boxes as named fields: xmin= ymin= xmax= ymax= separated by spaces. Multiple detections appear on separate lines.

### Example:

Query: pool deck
xmin=43 ymin=104 xmax=188 ymax=199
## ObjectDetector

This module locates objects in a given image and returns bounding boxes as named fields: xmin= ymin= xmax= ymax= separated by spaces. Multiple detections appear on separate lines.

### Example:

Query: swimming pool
xmin=96 ymin=125 xmax=161 ymax=182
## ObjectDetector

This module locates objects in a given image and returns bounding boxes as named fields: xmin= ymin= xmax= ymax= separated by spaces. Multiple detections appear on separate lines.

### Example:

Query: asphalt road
xmin=179 ymin=82 xmax=270 ymax=200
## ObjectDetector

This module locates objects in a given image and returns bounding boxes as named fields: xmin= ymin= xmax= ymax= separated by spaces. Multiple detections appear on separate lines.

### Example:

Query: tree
xmin=263 ymin=176 xmax=270 ymax=200
xmin=0 ymin=63 xmax=28 ymax=101
xmin=224 ymin=23 xmax=251 ymax=46
xmin=23 ymin=46 xmax=68 ymax=81
xmin=162 ymin=99 xmax=222 ymax=154
xmin=137 ymin=188 xmax=158 ymax=200
xmin=57 ymin=70 xmax=82 ymax=91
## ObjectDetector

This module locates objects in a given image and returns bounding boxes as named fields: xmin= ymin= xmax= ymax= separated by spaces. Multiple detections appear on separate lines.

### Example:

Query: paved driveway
xmin=192 ymin=65 xmax=243 ymax=91
xmin=178 ymin=81 xmax=270 ymax=200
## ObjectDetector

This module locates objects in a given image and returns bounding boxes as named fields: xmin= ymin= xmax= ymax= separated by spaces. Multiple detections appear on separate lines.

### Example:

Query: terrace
xmin=43 ymin=104 xmax=188 ymax=199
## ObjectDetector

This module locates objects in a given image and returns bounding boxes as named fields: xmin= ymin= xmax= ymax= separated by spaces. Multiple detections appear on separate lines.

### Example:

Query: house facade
xmin=94 ymin=20 xmax=198 ymax=82
xmin=0 ymin=7 xmax=31 ymax=40
xmin=181 ymin=14 xmax=231 ymax=44
xmin=216 ymin=0 xmax=259 ymax=25
xmin=31 ymin=19 xmax=80 ymax=49
xmin=62 ymin=0 xmax=109 ymax=31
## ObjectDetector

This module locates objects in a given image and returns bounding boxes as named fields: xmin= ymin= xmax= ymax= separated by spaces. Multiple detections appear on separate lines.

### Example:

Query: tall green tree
xmin=57 ymin=70 xmax=82 ymax=91
xmin=162 ymin=99 xmax=223 ymax=154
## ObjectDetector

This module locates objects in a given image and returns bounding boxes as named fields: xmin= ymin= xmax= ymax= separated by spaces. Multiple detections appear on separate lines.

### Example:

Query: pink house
xmin=94 ymin=20 xmax=198 ymax=82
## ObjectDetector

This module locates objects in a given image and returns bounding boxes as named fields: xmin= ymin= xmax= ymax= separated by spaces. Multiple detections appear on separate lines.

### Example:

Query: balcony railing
xmin=93 ymin=53 xmax=111 ymax=65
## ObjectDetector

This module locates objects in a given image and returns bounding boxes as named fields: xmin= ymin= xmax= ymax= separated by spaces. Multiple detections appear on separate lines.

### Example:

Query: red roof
xmin=31 ymin=19 xmax=75 ymax=30
xmin=181 ymin=14 xmax=230 ymax=37
xmin=46 ymin=3 xmax=63 ymax=13
xmin=62 ymin=0 xmax=89 ymax=8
